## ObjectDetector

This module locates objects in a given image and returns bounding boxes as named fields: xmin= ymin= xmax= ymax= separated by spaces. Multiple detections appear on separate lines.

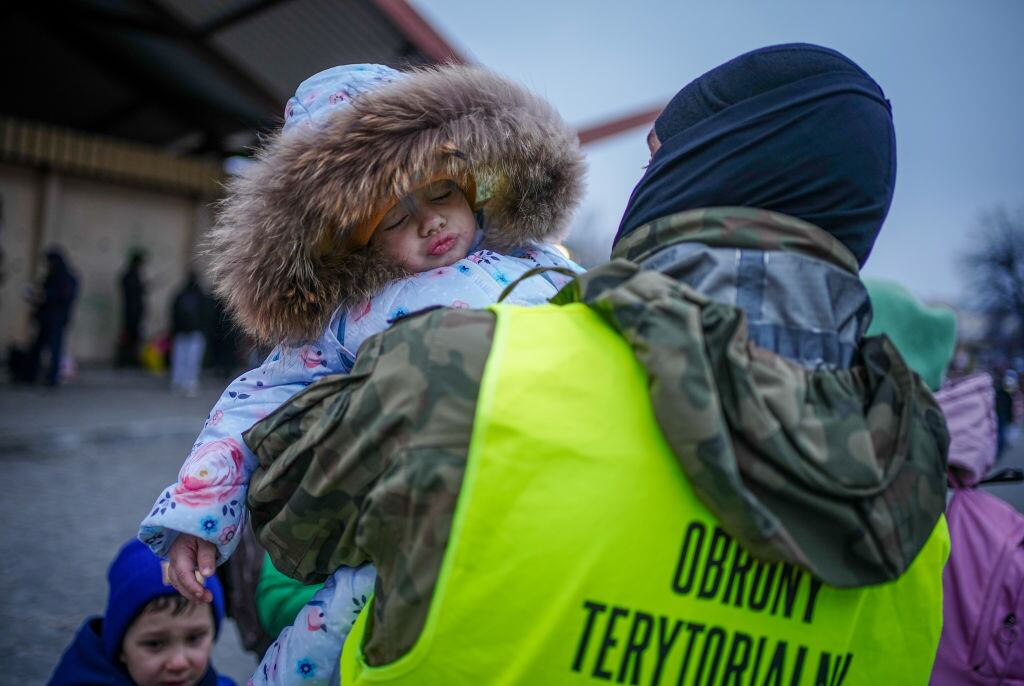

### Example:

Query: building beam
xmin=368 ymin=0 xmax=466 ymax=63
xmin=135 ymin=0 xmax=283 ymax=115
xmin=576 ymin=105 xmax=663 ymax=146
xmin=17 ymin=2 xmax=184 ymax=38
xmin=38 ymin=14 xmax=233 ymax=151
xmin=198 ymin=0 xmax=297 ymax=37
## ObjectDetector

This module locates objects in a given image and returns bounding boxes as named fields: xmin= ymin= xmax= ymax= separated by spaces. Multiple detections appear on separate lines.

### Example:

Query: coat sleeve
xmin=245 ymin=308 xmax=495 ymax=664
xmin=138 ymin=324 xmax=348 ymax=562
xmin=526 ymin=243 xmax=586 ymax=283
xmin=245 ymin=308 xmax=494 ymax=581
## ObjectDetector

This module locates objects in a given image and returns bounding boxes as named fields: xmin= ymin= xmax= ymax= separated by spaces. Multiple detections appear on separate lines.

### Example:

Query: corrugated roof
xmin=1 ymin=0 xmax=650 ymax=165
xmin=209 ymin=0 xmax=420 ymax=103
xmin=156 ymin=0 xmax=258 ymax=28
xmin=0 ymin=0 xmax=461 ymax=158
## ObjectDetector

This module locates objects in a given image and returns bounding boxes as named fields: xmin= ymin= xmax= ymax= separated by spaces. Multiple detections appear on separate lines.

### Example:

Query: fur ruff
xmin=207 ymin=64 xmax=586 ymax=345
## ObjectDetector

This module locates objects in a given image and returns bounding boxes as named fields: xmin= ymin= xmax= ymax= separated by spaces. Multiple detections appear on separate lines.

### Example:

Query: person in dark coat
xmin=118 ymin=251 xmax=147 ymax=367
xmin=28 ymin=247 xmax=78 ymax=386
xmin=206 ymin=297 xmax=242 ymax=380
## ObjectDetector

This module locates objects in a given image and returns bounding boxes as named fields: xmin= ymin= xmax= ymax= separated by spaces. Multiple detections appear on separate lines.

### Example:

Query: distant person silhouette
xmin=28 ymin=246 xmax=78 ymax=386
xmin=118 ymin=251 xmax=147 ymax=367
xmin=170 ymin=271 xmax=210 ymax=397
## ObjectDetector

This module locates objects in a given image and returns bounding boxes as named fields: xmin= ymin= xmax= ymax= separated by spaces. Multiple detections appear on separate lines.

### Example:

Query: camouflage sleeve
xmin=563 ymin=257 xmax=948 ymax=588
xmin=243 ymin=308 xmax=494 ymax=593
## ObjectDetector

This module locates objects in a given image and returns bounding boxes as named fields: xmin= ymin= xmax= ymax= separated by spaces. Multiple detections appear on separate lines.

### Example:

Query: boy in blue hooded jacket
xmin=49 ymin=539 xmax=236 ymax=686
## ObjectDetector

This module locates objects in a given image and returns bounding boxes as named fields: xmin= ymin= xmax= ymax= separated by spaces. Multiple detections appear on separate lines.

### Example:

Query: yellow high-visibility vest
xmin=342 ymin=303 xmax=949 ymax=685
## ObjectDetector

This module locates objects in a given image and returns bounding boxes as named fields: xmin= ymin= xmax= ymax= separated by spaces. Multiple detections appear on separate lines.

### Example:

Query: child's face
xmin=369 ymin=180 xmax=477 ymax=272
xmin=120 ymin=601 xmax=214 ymax=686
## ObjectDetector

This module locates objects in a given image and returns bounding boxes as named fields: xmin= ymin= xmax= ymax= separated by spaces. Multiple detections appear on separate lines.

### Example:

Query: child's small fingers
xmin=163 ymin=564 xmax=192 ymax=598
xmin=173 ymin=573 xmax=196 ymax=598
xmin=196 ymin=542 xmax=217 ymax=577
xmin=166 ymin=567 xmax=189 ymax=597
xmin=172 ymin=558 xmax=204 ymax=598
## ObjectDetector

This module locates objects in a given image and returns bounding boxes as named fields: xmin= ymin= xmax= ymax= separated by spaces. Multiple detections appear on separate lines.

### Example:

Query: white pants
xmin=171 ymin=332 xmax=206 ymax=394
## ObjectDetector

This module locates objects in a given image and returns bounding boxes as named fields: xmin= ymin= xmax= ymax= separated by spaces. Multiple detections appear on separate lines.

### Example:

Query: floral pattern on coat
xmin=173 ymin=438 xmax=245 ymax=507
xmin=138 ymin=241 xmax=582 ymax=564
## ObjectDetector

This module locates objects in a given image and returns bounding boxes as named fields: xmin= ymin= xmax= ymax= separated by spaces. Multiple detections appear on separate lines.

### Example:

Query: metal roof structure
xmin=0 ymin=0 xmax=464 ymax=158
xmin=1 ymin=0 xmax=659 ymax=171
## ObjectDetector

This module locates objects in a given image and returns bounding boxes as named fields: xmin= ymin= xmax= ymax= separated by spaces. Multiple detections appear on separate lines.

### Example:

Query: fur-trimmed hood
xmin=208 ymin=64 xmax=586 ymax=345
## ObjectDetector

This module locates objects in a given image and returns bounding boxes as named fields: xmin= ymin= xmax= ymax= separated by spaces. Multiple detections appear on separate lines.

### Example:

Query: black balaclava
xmin=615 ymin=43 xmax=895 ymax=266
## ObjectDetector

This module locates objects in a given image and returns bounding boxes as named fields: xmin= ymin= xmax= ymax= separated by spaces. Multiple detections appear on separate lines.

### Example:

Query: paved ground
xmin=0 ymin=366 xmax=1021 ymax=684
xmin=0 ymin=368 xmax=257 ymax=685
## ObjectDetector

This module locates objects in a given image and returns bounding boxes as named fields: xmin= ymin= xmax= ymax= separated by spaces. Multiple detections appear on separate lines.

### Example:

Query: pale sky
xmin=410 ymin=0 xmax=1024 ymax=303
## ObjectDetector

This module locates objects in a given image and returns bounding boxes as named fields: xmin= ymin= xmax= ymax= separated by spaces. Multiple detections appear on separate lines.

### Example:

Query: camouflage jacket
xmin=245 ymin=207 xmax=949 ymax=666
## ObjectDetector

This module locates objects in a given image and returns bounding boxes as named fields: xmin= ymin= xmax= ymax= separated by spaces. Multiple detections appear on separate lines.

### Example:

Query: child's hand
xmin=167 ymin=534 xmax=217 ymax=603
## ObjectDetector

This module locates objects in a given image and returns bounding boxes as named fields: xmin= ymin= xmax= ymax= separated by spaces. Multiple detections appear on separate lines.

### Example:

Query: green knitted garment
xmin=865 ymin=279 xmax=957 ymax=391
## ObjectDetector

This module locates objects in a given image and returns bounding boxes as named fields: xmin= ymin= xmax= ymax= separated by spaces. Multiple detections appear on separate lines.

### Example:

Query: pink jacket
xmin=930 ymin=372 xmax=1024 ymax=684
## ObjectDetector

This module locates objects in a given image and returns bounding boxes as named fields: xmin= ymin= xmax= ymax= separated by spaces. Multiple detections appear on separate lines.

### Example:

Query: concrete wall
xmin=1 ymin=162 xmax=209 ymax=364
xmin=0 ymin=164 xmax=39 ymax=346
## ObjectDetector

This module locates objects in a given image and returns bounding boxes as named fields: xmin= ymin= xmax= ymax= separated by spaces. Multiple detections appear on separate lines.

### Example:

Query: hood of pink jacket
xmin=935 ymin=372 xmax=998 ymax=487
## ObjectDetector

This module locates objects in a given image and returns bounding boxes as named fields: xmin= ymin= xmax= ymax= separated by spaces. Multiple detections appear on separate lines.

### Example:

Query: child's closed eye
xmin=381 ymin=214 xmax=408 ymax=231
xmin=430 ymin=190 xmax=452 ymax=203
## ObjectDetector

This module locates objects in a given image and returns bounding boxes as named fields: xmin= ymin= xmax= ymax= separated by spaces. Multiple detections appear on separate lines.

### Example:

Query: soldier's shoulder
xmin=354 ymin=306 xmax=498 ymax=376
xmin=383 ymin=306 xmax=497 ymax=342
